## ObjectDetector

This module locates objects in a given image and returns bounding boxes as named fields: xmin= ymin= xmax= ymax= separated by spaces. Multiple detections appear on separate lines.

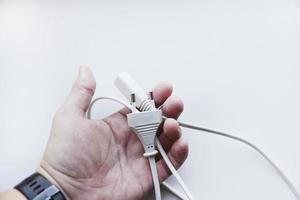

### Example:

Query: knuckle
xmin=75 ymin=79 xmax=95 ymax=97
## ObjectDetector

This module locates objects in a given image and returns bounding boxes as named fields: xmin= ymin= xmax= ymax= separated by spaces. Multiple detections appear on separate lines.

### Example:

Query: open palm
xmin=38 ymin=66 xmax=188 ymax=200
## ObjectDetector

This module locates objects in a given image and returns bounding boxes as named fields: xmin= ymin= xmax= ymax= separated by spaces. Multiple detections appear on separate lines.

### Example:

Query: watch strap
xmin=15 ymin=173 xmax=66 ymax=200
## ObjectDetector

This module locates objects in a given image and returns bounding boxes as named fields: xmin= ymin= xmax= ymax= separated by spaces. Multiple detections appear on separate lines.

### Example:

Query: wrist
xmin=0 ymin=189 xmax=27 ymax=200
xmin=14 ymin=170 xmax=67 ymax=200
xmin=36 ymin=162 xmax=71 ymax=200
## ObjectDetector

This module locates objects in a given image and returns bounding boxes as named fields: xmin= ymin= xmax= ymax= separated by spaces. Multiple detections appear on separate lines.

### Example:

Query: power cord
xmin=87 ymin=95 xmax=300 ymax=200
xmin=149 ymin=156 xmax=162 ymax=200
xmin=86 ymin=71 xmax=300 ymax=200
xmin=127 ymin=94 xmax=163 ymax=200
xmin=177 ymin=120 xmax=300 ymax=200
xmin=87 ymin=96 xmax=194 ymax=200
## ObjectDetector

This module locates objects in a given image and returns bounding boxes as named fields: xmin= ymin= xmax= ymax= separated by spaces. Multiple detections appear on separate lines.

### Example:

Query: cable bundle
xmin=86 ymin=72 xmax=300 ymax=200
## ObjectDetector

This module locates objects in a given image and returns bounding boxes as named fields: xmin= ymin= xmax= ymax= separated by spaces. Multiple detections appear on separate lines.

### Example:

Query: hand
xmin=38 ymin=66 xmax=189 ymax=200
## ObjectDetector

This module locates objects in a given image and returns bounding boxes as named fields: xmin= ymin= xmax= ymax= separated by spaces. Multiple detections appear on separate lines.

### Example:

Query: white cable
xmin=87 ymin=96 xmax=163 ymax=200
xmin=149 ymin=156 xmax=162 ymax=200
xmin=87 ymin=96 xmax=132 ymax=119
xmin=87 ymin=95 xmax=300 ymax=200
xmin=156 ymin=139 xmax=195 ymax=200
xmin=177 ymin=120 xmax=300 ymax=200
xmin=127 ymin=108 xmax=163 ymax=200
xmin=87 ymin=96 xmax=191 ymax=200
xmin=161 ymin=182 xmax=187 ymax=200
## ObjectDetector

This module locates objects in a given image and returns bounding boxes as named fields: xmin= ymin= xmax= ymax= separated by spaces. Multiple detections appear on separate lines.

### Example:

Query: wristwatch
xmin=15 ymin=173 xmax=66 ymax=200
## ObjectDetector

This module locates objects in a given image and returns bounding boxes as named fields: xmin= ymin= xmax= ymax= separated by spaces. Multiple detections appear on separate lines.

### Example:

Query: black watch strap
xmin=15 ymin=173 xmax=66 ymax=200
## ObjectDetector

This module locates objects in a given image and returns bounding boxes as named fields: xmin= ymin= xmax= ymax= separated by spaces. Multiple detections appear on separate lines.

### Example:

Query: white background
xmin=1 ymin=0 xmax=300 ymax=199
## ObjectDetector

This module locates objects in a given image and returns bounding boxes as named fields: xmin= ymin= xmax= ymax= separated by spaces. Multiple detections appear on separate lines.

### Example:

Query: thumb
xmin=64 ymin=66 xmax=96 ymax=114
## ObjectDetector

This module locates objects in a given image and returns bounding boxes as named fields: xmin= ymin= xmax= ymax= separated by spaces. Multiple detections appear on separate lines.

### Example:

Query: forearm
xmin=0 ymin=189 xmax=27 ymax=200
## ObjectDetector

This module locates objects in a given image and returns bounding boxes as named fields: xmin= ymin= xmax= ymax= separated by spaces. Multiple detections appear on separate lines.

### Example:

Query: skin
xmin=0 ymin=66 xmax=188 ymax=200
